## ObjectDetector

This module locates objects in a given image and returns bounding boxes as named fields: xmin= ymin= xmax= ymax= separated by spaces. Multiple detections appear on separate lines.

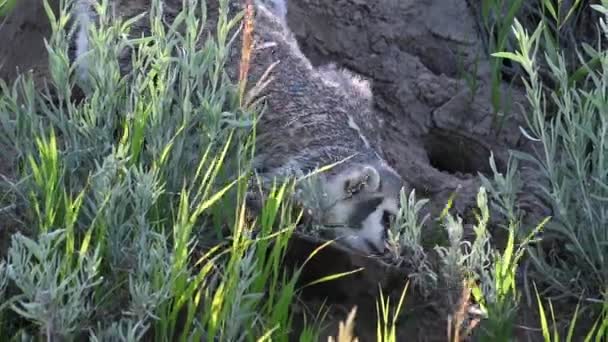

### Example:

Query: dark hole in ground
xmin=423 ymin=128 xmax=497 ymax=176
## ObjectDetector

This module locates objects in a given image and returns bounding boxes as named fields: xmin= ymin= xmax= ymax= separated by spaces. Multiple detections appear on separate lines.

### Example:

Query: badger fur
xmin=72 ymin=0 xmax=406 ymax=254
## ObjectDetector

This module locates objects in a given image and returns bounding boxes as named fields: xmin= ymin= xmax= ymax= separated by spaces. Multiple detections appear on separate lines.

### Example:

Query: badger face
xmin=319 ymin=162 xmax=404 ymax=254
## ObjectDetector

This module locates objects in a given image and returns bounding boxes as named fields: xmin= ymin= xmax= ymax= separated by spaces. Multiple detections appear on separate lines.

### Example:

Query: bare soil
xmin=284 ymin=0 xmax=551 ymax=228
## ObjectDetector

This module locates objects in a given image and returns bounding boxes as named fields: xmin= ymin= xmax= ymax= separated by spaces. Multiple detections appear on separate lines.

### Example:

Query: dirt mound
xmin=286 ymin=0 xmax=549 ymax=231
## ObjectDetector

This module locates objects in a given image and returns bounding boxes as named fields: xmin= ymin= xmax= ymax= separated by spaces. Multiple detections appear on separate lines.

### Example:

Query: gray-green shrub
xmin=492 ymin=2 xmax=608 ymax=302
xmin=0 ymin=0 xmax=310 ymax=340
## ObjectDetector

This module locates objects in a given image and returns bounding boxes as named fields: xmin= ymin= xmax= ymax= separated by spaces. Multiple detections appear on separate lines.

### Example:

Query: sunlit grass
xmin=1 ymin=0 xmax=608 ymax=340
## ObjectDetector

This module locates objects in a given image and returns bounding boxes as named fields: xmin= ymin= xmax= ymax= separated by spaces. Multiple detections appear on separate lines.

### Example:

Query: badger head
xmin=302 ymin=160 xmax=405 ymax=255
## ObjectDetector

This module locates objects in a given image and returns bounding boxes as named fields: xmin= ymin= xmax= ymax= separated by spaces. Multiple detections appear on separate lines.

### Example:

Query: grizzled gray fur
xmin=73 ymin=0 xmax=406 ymax=254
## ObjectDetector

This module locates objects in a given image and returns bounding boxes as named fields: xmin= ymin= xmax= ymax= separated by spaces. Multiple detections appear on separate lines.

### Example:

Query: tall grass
xmin=533 ymin=283 xmax=608 ymax=341
xmin=480 ymin=0 xmax=525 ymax=131
xmin=478 ymin=0 xmax=591 ymax=132
xmin=457 ymin=0 xmax=608 ymax=337
xmin=474 ymin=0 xmax=608 ymax=339
xmin=0 ymin=0 xmax=16 ymax=17
xmin=375 ymin=281 xmax=409 ymax=342
xmin=0 ymin=0 xmax=316 ymax=339
xmin=491 ymin=2 xmax=608 ymax=303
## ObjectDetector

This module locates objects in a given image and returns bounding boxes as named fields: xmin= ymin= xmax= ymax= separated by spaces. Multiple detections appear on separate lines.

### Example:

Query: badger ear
xmin=319 ymin=63 xmax=373 ymax=104
xmin=340 ymin=68 xmax=373 ymax=102
xmin=343 ymin=165 xmax=381 ymax=195
xmin=255 ymin=0 xmax=288 ymax=25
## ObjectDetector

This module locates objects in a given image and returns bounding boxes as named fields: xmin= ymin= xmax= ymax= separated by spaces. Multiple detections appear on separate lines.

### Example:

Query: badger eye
xmin=344 ymin=180 xmax=363 ymax=197
xmin=382 ymin=211 xmax=396 ymax=228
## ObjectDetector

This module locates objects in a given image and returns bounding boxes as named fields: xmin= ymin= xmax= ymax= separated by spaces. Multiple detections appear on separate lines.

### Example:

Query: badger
xmin=72 ymin=0 xmax=406 ymax=254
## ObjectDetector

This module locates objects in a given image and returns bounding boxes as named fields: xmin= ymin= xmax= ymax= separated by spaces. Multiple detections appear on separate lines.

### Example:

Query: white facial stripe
xmin=339 ymin=197 xmax=397 ymax=253
xmin=381 ymin=197 xmax=399 ymax=214
xmin=347 ymin=115 xmax=371 ymax=148
xmin=358 ymin=206 xmax=385 ymax=250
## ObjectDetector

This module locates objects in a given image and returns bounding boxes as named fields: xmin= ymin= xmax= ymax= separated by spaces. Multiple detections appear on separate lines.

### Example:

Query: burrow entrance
xmin=423 ymin=128 xmax=499 ymax=177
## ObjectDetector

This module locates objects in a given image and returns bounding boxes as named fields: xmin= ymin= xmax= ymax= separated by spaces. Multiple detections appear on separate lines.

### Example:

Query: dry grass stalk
xmin=447 ymin=279 xmax=480 ymax=341
xmin=328 ymin=306 xmax=359 ymax=342
xmin=238 ymin=0 xmax=255 ymax=106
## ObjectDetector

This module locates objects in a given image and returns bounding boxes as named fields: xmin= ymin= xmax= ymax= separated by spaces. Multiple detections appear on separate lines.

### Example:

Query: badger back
xmin=73 ymin=0 xmax=383 ymax=177
xmin=240 ymin=4 xmax=384 ymax=178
